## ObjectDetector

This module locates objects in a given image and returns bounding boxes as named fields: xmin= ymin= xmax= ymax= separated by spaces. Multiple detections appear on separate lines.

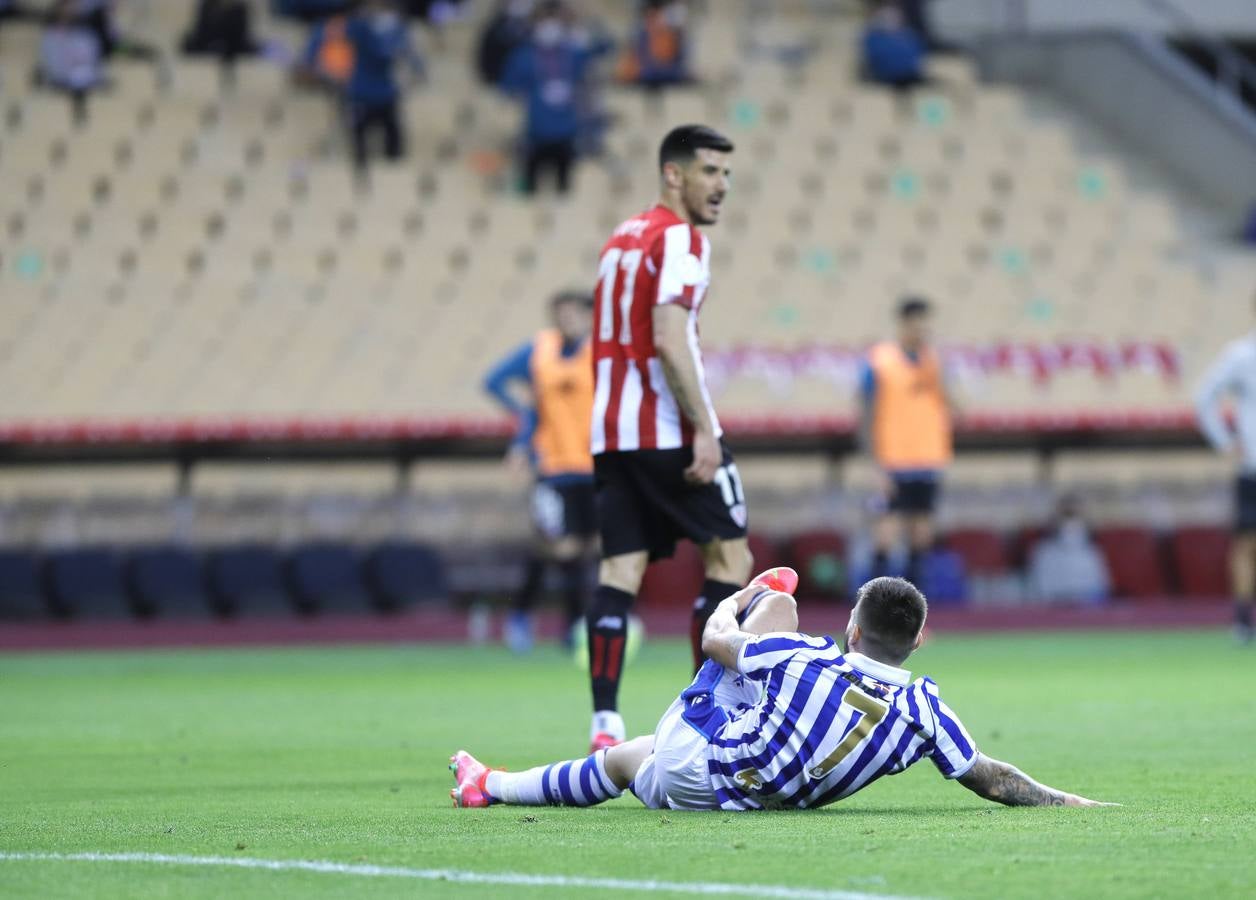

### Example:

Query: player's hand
xmin=685 ymin=431 xmax=721 ymax=485
xmin=1064 ymin=794 xmax=1120 ymax=808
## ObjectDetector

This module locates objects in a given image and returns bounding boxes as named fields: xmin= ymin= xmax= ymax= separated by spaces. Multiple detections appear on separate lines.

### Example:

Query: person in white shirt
xmin=1195 ymin=305 xmax=1256 ymax=643
xmin=39 ymin=0 xmax=105 ymax=122
xmin=1028 ymin=495 xmax=1110 ymax=605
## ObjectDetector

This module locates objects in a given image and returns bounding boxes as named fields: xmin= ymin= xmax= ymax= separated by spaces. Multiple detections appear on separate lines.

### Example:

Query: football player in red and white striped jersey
xmin=584 ymin=125 xmax=754 ymax=751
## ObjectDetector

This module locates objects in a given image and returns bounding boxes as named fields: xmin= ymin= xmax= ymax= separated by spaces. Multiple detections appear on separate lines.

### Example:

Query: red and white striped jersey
xmin=590 ymin=204 xmax=720 ymax=455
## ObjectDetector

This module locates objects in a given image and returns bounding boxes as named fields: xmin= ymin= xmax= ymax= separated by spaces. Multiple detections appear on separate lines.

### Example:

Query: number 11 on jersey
xmin=598 ymin=248 xmax=643 ymax=345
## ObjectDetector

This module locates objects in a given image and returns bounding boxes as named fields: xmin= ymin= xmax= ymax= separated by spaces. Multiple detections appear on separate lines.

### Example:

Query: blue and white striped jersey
xmin=706 ymin=632 xmax=978 ymax=810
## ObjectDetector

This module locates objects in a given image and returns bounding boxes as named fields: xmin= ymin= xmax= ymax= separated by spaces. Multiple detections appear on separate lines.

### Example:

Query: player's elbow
xmin=699 ymin=627 xmax=719 ymax=659
xmin=700 ymin=623 xmax=729 ymax=662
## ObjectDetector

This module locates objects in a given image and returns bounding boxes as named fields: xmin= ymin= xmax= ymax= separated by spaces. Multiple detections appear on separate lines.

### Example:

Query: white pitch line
xmin=0 ymin=851 xmax=924 ymax=900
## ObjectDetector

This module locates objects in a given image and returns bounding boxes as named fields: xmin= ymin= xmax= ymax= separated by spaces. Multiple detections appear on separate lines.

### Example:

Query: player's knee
xmin=749 ymin=591 xmax=798 ymax=633
xmin=604 ymin=735 xmax=654 ymax=788
xmin=761 ymin=590 xmax=796 ymax=616
xmin=599 ymin=552 xmax=647 ymax=594
xmin=702 ymin=539 xmax=753 ymax=584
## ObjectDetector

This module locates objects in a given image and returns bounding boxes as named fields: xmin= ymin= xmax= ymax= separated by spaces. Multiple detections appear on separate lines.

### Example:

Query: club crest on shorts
xmin=730 ymin=503 xmax=748 ymax=528
xmin=733 ymin=768 xmax=763 ymax=792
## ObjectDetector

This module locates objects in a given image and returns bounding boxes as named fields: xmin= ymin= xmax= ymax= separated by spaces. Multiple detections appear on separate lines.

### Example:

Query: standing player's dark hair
xmin=898 ymin=296 xmax=932 ymax=320
xmin=658 ymin=125 xmax=735 ymax=172
xmin=550 ymin=290 xmax=592 ymax=310
xmin=853 ymin=577 xmax=928 ymax=663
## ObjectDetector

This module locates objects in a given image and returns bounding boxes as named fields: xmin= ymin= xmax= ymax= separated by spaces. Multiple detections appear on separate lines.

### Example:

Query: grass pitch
xmin=1 ymin=629 xmax=1254 ymax=899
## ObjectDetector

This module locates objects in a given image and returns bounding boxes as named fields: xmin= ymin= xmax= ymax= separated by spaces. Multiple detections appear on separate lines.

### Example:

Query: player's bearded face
xmin=681 ymin=149 xmax=731 ymax=226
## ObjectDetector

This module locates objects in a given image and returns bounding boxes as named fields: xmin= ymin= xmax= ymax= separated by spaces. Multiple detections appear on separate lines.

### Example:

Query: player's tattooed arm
xmin=700 ymin=585 xmax=762 ymax=668
xmin=958 ymin=753 xmax=1111 ymax=808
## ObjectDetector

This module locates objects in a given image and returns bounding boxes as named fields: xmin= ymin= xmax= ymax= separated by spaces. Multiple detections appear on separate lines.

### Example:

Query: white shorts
xmin=630 ymin=697 xmax=720 ymax=810
xmin=629 ymin=663 xmax=761 ymax=811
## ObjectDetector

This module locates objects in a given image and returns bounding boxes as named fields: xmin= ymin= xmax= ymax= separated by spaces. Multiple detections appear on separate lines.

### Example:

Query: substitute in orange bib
xmin=484 ymin=291 xmax=596 ymax=653
xmin=859 ymin=298 xmax=960 ymax=588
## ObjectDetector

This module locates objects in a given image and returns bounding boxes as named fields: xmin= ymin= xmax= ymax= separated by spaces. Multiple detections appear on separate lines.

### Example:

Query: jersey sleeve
xmin=858 ymin=359 xmax=877 ymax=404
xmin=923 ymin=683 xmax=979 ymax=779
xmin=652 ymin=223 xmax=707 ymax=310
xmin=482 ymin=341 xmax=534 ymax=415
xmin=735 ymin=632 xmax=836 ymax=681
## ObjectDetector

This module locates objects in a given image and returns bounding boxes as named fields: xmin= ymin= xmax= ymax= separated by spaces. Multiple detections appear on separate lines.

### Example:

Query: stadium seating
xmin=205 ymin=544 xmax=293 ymax=618
xmin=944 ymin=529 xmax=1010 ymax=575
xmin=638 ymin=541 xmax=704 ymax=608
xmin=126 ymin=545 xmax=213 ymax=619
xmin=747 ymin=533 xmax=780 ymax=578
xmin=286 ymin=542 xmax=373 ymax=614
xmin=0 ymin=3 xmax=1250 ymax=618
xmin=1093 ymin=527 xmax=1170 ymax=599
xmin=1169 ymin=527 xmax=1230 ymax=599
xmin=0 ymin=550 xmax=44 ymax=620
xmin=784 ymin=529 xmax=848 ymax=602
xmin=43 ymin=548 xmax=132 ymax=619
xmin=363 ymin=541 xmax=449 ymax=610
xmin=0 ymin=3 xmax=1244 ymax=431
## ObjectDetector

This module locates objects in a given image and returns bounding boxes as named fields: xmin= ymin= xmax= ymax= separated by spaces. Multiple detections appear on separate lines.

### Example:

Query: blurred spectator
xmin=1027 ymin=496 xmax=1111 ymax=604
xmin=296 ymin=9 xmax=355 ymax=89
xmin=72 ymin=0 xmax=165 ymax=77
xmin=402 ymin=0 xmax=466 ymax=27
xmin=500 ymin=1 xmax=611 ymax=195
xmin=476 ymin=0 xmax=532 ymax=86
xmin=273 ymin=0 xmax=352 ymax=23
xmin=182 ymin=1 xmax=260 ymax=69
xmin=38 ymin=0 xmax=105 ymax=124
xmin=866 ymin=0 xmax=944 ymax=52
xmin=861 ymin=1 xmax=926 ymax=91
xmin=617 ymin=0 xmax=691 ymax=91
xmin=73 ymin=0 xmax=116 ymax=56
xmin=344 ymin=0 xmax=425 ymax=173
xmin=0 ymin=1 xmax=37 ymax=24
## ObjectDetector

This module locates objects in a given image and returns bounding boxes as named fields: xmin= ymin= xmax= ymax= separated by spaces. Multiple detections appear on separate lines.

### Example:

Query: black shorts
xmin=1235 ymin=474 xmax=1256 ymax=533
xmin=531 ymin=479 xmax=597 ymax=541
xmin=888 ymin=473 xmax=940 ymax=515
xmin=594 ymin=444 xmax=749 ymax=561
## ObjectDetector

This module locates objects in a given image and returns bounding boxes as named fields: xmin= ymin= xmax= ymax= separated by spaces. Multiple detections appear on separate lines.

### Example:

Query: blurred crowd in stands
xmin=3 ymin=0 xmax=947 ymax=188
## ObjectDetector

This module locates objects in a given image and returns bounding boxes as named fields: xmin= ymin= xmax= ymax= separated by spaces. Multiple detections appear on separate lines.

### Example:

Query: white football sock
xmin=485 ymin=749 xmax=623 ymax=806
xmin=590 ymin=710 xmax=625 ymax=742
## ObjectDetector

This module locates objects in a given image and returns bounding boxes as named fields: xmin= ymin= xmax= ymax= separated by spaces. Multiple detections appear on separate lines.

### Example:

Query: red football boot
xmin=449 ymin=750 xmax=496 ymax=808
xmin=747 ymin=566 xmax=800 ymax=596
xmin=589 ymin=732 xmax=622 ymax=754
xmin=739 ymin=567 xmax=800 ymax=623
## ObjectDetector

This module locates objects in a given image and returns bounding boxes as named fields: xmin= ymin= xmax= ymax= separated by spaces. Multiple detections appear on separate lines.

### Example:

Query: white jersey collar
xmin=844 ymin=652 xmax=911 ymax=687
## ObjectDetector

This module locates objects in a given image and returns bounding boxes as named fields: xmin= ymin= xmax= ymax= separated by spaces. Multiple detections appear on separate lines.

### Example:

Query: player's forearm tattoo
xmin=986 ymin=764 xmax=1067 ymax=806
xmin=962 ymin=756 xmax=1068 ymax=807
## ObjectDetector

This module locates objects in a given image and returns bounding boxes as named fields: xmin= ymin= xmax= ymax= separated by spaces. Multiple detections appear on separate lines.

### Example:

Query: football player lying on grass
xmin=451 ymin=570 xmax=1113 ymax=811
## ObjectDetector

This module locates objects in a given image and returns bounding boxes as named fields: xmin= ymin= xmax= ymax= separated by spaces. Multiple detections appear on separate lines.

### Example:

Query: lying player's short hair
xmin=898 ymin=297 xmax=932 ymax=320
xmin=658 ymin=125 xmax=735 ymax=172
xmin=853 ymin=577 xmax=928 ymax=663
